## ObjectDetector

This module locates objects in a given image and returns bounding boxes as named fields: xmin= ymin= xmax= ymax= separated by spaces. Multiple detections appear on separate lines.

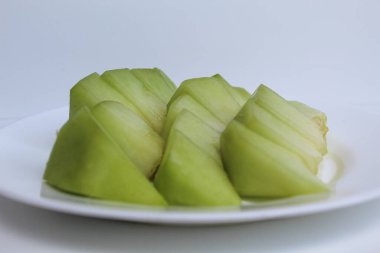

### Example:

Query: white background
xmin=1 ymin=0 xmax=380 ymax=252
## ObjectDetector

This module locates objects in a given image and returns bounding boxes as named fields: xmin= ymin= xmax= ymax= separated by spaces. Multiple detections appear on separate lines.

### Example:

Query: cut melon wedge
xmin=162 ymin=94 xmax=225 ymax=139
xmin=212 ymin=74 xmax=250 ymax=106
xmin=252 ymin=85 xmax=327 ymax=154
xmin=235 ymin=99 xmax=322 ymax=173
xmin=91 ymin=101 xmax=163 ymax=178
xmin=289 ymin=100 xmax=328 ymax=138
xmin=221 ymin=121 xmax=329 ymax=197
xmin=101 ymin=69 xmax=166 ymax=133
xmin=154 ymin=129 xmax=240 ymax=207
xmin=69 ymin=73 xmax=139 ymax=118
xmin=169 ymin=110 xmax=222 ymax=164
xmin=168 ymin=76 xmax=241 ymax=124
xmin=44 ymin=107 xmax=167 ymax=206
xmin=130 ymin=68 xmax=176 ymax=103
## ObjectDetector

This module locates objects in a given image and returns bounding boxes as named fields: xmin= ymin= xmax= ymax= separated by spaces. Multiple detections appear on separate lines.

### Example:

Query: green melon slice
xmin=252 ymin=85 xmax=327 ymax=154
xmin=69 ymin=73 xmax=139 ymax=118
xmin=162 ymin=94 xmax=225 ymax=139
xmin=101 ymin=69 xmax=166 ymax=133
xmin=212 ymin=74 xmax=250 ymax=106
xmin=91 ymin=101 xmax=164 ymax=178
xmin=130 ymin=68 xmax=176 ymax=103
xmin=168 ymin=110 xmax=222 ymax=164
xmin=44 ymin=107 xmax=167 ymax=206
xmin=235 ymin=99 xmax=322 ymax=173
xmin=167 ymin=76 xmax=241 ymax=125
xmin=289 ymin=100 xmax=328 ymax=138
xmin=154 ymin=129 xmax=240 ymax=207
xmin=221 ymin=121 xmax=329 ymax=197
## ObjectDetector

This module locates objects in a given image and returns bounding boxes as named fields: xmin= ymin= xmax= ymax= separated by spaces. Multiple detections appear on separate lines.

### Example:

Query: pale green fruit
xmin=162 ymin=94 xmax=225 ymax=139
xmin=221 ymin=121 xmax=329 ymax=197
xmin=154 ymin=129 xmax=240 ymax=207
xmin=212 ymin=74 xmax=250 ymax=106
xmin=168 ymin=76 xmax=241 ymax=124
xmin=101 ymin=69 xmax=167 ymax=133
xmin=44 ymin=107 xmax=167 ymax=206
xmin=91 ymin=101 xmax=164 ymax=178
xmin=168 ymin=110 xmax=222 ymax=165
xmin=289 ymin=100 xmax=328 ymax=138
xmin=233 ymin=86 xmax=251 ymax=104
xmin=252 ymin=85 xmax=327 ymax=154
xmin=235 ymin=99 xmax=322 ymax=174
xmin=130 ymin=68 xmax=176 ymax=103
xmin=69 ymin=73 xmax=139 ymax=118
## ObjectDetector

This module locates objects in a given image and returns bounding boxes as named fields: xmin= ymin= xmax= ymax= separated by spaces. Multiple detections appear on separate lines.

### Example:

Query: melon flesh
xmin=101 ymin=69 xmax=167 ymax=133
xmin=91 ymin=101 xmax=164 ymax=178
xmin=235 ymin=98 xmax=322 ymax=173
xmin=251 ymin=85 xmax=327 ymax=154
xmin=168 ymin=76 xmax=241 ymax=125
xmin=154 ymin=128 xmax=240 ymax=207
xmin=162 ymin=94 xmax=225 ymax=139
xmin=69 ymin=73 xmax=139 ymax=118
xmin=130 ymin=68 xmax=176 ymax=104
xmin=221 ymin=121 xmax=329 ymax=197
xmin=44 ymin=107 xmax=167 ymax=206
xmin=289 ymin=100 xmax=328 ymax=138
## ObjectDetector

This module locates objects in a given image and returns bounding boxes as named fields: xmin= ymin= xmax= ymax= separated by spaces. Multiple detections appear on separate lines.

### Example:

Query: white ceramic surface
xmin=0 ymin=105 xmax=379 ymax=225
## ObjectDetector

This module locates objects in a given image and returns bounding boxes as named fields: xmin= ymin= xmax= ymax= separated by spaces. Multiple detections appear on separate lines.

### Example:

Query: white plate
xmin=0 ymin=105 xmax=380 ymax=225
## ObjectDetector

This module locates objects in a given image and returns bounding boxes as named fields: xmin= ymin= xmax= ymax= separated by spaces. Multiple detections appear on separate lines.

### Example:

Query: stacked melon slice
xmin=221 ymin=85 xmax=329 ymax=197
xmin=44 ymin=69 xmax=330 ymax=207
xmin=155 ymin=75 xmax=250 ymax=206
xmin=44 ymin=68 xmax=175 ymax=206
